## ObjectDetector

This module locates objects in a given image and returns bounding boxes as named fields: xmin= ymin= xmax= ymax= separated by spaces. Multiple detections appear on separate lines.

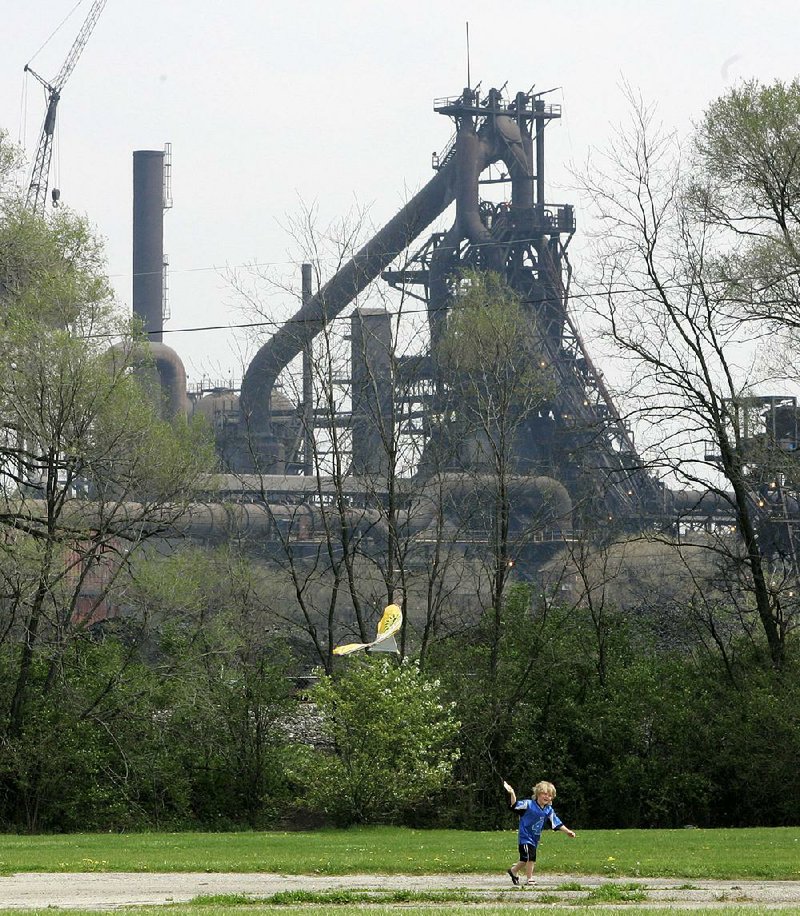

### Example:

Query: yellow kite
xmin=333 ymin=603 xmax=402 ymax=655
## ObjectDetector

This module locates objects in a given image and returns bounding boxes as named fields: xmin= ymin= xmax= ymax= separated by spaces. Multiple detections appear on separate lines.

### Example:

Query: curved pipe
xmin=240 ymin=97 xmax=536 ymax=454
xmin=147 ymin=342 xmax=189 ymax=419
xmin=240 ymin=159 xmax=458 ymax=439
xmin=428 ymin=129 xmax=500 ymax=348
xmin=455 ymin=126 xmax=495 ymax=252
xmin=240 ymin=97 xmax=532 ymax=450
xmin=496 ymin=110 xmax=534 ymax=208
xmin=106 ymin=341 xmax=189 ymax=420
xmin=429 ymin=111 xmax=534 ymax=348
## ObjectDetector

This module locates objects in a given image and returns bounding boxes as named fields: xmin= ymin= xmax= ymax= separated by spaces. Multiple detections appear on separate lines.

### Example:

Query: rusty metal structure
xmin=220 ymin=86 xmax=660 ymax=534
xmin=133 ymin=85 xmax=800 ymax=566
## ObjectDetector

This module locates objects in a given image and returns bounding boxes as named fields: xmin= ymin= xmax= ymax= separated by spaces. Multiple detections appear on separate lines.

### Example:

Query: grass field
xmin=0 ymin=825 xmax=797 ymax=879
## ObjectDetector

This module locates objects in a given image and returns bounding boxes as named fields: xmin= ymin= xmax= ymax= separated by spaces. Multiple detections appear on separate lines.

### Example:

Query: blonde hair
xmin=532 ymin=780 xmax=556 ymax=799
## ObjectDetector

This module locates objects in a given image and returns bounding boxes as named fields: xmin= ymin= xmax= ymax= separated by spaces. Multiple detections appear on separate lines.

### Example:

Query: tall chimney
xmin=132 ymin=149 xmax=167 ymax=341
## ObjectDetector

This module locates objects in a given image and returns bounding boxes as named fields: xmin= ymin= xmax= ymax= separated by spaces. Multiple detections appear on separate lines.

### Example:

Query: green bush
xmin=292 ymin=657 xmax=460 ymax=825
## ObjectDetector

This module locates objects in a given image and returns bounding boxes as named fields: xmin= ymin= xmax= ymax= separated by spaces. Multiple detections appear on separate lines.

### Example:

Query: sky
xmin=2 ymin=0 xmax=799 ymax=389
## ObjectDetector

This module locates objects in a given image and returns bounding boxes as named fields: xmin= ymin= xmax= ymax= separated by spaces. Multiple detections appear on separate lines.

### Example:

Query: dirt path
xmin=1 ymin=872 xmax=800 ymax=909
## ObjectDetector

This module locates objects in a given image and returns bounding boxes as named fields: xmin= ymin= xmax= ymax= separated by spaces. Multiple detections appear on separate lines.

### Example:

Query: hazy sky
xmin=2 ymin=1 xmax=798 ymax=385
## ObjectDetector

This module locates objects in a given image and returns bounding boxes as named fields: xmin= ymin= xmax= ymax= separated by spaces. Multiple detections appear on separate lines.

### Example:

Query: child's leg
xmin=508 ymin=845 xmax=529 ymax=884
xmin=525 ymin=846 xmax=538 ymax=884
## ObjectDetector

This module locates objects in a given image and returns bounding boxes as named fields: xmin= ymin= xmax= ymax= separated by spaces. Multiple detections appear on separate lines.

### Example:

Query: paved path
xmin=1 ymin=872 xmax=800 ymax=909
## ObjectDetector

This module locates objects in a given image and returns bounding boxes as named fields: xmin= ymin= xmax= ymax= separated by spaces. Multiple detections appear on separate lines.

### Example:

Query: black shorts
xmin=518 ymin=843 xmax=538 ymax=862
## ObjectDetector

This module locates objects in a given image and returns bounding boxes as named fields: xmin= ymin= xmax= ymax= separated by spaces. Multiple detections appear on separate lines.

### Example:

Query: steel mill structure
xmin=131 ymin=85 xmax=800 ymax=571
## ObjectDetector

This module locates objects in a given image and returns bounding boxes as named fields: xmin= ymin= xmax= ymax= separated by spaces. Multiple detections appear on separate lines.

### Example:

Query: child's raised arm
xmin=502 ymin=778 xmax=517 ymax=806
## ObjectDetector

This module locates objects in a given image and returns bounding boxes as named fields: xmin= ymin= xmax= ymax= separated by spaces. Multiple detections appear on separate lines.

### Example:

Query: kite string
xmin=486 ymin=745 xmax=505 ymax=786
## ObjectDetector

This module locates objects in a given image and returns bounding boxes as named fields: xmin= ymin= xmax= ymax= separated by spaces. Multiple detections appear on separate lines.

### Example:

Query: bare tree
xmin=434 ymin=269 xmax=560 ymax=681
xmin=578 ymin=87 xmax=799 ymax=668
xmin=226 ymin=203 xmax=494 ymax=668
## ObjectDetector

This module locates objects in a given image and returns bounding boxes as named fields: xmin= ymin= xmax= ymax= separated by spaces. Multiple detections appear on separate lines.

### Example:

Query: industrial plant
xmin=18 ymin=0 xmax=800 ymax=592
xmin=123 ymin=82 xmax=799 ymax=582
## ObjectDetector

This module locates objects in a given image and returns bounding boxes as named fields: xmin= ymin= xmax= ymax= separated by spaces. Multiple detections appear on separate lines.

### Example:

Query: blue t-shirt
xmin=512 ymin=798 xmax=563 ymax=846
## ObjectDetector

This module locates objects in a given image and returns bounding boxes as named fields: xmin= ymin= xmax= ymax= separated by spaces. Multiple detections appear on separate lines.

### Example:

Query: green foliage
xmin=86 ymin=373 xmax=216 ymax=503
xmin=585 ymin=882 xmax=647 ymax=903
xmin=0 ymin=204 xmax=111 ymax=321
xmin=425 ymin=583 xmax=544 ymax=827
xmin=0 ymin=130 xmax=24 ymax=193
xmin=426 ymin=580 xmax=800 ymax=831
xmin=442 ymin=272 xmax=534 ymax=368
xmin=0 ymin=636 xmax=181 ymax=831
xmin=0 ymin=170 xmax=223 ymax=829
xmin=692 ymin=77 xmax=800 ymax=333
xmin=0 ymin=609 xmax=299 ymax=832
xmin=686 ymin=650 xmax=800 ymax=827
xmin=122 ymin=547 xmax=298 ymax=828
xmin=438 ymin=269 xmax=553 ymax=420
xmin=695 ymin=78 xmax=800 ymax=223
xmin=293 ymin=658 xmax=460 ymax=825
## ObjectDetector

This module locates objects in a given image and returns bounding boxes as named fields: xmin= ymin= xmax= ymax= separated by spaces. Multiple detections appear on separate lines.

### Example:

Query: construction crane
xmin=24 ymin=0 xmax=108 ymax=215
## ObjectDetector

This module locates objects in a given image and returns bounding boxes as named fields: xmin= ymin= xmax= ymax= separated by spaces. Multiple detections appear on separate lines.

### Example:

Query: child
xmin=503 ymin=778 xmax=576 ymax=886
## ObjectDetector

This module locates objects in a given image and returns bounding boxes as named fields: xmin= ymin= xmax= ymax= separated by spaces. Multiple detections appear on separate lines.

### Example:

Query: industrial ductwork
xmin=147 ymin=342 xmax=189 ymax=419
xmin=429 ymin=88 xmax=535 ymax=350
xmin=238 ymin=158 xmax=458 ymax=468
xmin=239 ymin=88 xmax=544 ymax=470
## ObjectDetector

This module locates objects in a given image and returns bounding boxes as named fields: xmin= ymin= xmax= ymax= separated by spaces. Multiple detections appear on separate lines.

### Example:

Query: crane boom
xmin=25 ymin=0 xmax=108 ymax=215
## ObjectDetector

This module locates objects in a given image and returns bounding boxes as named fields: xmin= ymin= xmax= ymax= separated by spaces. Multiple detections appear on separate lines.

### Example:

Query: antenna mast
xmin=465 ymin=21 xmax=471 ymax=89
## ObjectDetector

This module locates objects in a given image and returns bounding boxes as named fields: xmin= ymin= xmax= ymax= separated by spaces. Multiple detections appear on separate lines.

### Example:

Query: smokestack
xmin=132 ymin=148 xmax=168 ymax=341
xmin=350 ymin=308 xmax=392 ymax=477
xmin=131 ymin=146 xmax=186 ymax=420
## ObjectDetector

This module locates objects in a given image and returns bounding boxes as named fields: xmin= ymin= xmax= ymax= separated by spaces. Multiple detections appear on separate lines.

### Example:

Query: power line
xmin=92 ymin=271 xmax=796 ymax=340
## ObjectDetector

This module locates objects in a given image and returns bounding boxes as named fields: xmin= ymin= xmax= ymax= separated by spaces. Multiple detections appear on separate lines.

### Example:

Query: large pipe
xmin=239 ymin=158 xmax=458 ymax=444
xmin=301 ymin=262 xmax=314 ymax=474
xmin=148 ymin=342 xmax=189 ymax=419
xmin=534 ymin=99 xmax=546 ymax=207
xmin=410 ymin=473 xmax=572 ymax=533
xmin=107 ymin=340 xmax=189 ymax=420
xmin=11 ymin=498 xmax=388 ymax=543
xmin=454 ymin=124 xmax=495 ymax=252
xmin=503 ymin=93 xmax=535 ymax=208
xmin=428 ymin=107 xmax=534 ymax=348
